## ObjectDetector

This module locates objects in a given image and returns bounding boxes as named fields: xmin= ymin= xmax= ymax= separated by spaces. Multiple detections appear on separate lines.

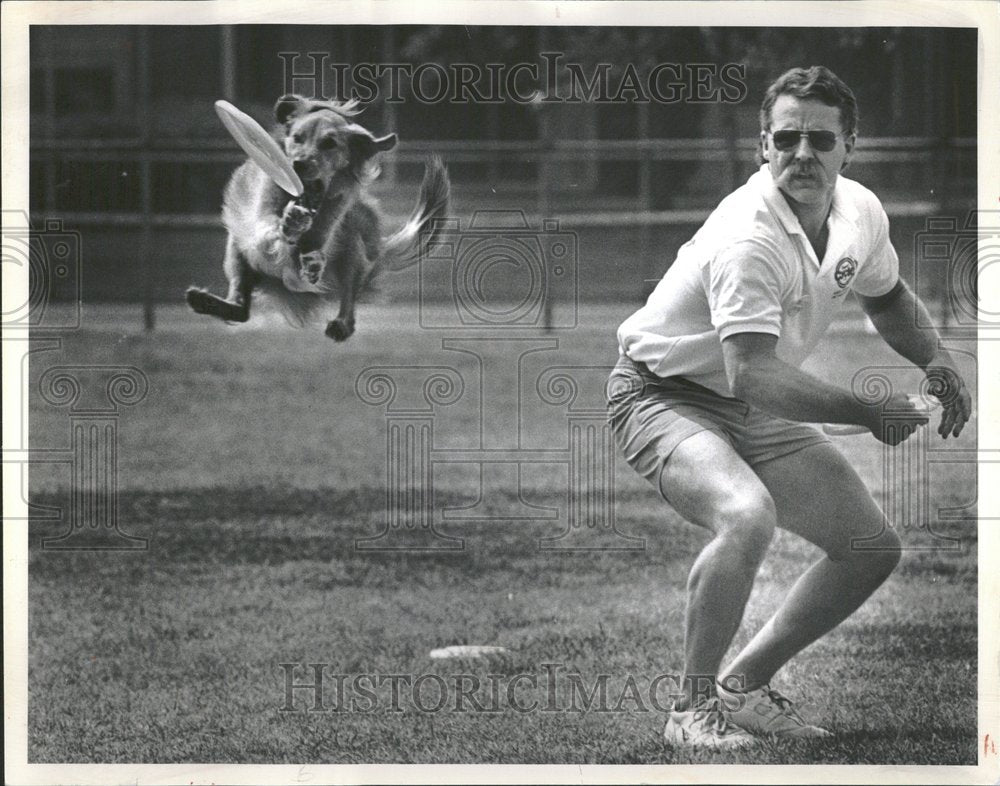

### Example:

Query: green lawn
xmin=26 ymin=304 xmax=978 ymax=764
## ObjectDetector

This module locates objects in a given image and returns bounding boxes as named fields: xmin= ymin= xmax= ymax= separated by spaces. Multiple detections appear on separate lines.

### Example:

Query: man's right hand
xmin=864 ymin=392 xmax=930 ymax=445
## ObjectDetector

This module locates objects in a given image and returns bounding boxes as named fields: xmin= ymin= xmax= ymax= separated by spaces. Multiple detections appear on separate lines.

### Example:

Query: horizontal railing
xmin=29 ymin=136 xmax=974 ymax=164
xmin=23 ymin=135 xmax=974 ymax=331
xmin=29 ymin=135 xmax=973 ymax=219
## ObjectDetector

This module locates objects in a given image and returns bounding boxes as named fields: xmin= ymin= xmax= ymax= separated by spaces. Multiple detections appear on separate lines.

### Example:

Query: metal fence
xmin=28 ymin=135 xmax=975 ymax=329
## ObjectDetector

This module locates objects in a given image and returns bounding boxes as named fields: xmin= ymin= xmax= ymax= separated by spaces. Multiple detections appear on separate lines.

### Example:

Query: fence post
xmin=42 ymin=28 xmax=57 ymax=215
xmin=537 ymin=28 xmax=555 ymax=332
xmin=536 ymin=108 xmax=554 ymax=332
xmin=638 ymin=102 xmax=653 ymax=295
xmin=221 ymin=26 xmax=237 ymax=101
xmin=381 ymin=27 xmax=397 ymax=189
xmin=137 ymin=27 xmax=155 ymax=332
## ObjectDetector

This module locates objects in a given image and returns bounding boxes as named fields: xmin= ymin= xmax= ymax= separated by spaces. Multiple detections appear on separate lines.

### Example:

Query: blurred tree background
xmin=29 ymin=25 xmax=976 ymax=306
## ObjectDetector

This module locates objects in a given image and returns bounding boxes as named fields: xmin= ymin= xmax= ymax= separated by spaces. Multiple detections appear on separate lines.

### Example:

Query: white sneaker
xmin=663 ymin=698 xmax=757 ymax=749
xmin=717 ymin=682 xmax=832 ymax=738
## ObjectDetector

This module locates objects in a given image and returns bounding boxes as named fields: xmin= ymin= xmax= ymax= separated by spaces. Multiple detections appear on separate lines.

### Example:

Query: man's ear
xmin=274 ymin=94 xmax=307 ymax=125
xmin=759 ymin=130 xmax=769 ymax=162
xmin=840 ymin=133 xmax=856 ymax=172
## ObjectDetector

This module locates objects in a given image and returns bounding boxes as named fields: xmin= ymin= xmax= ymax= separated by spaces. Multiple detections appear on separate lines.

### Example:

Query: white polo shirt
xmin=617 ymin=166 xmax=899 ymax=397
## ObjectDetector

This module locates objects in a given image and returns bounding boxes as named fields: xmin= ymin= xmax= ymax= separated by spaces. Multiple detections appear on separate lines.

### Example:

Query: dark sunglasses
xmin=770 ymin=129 xmax=839 ymax=153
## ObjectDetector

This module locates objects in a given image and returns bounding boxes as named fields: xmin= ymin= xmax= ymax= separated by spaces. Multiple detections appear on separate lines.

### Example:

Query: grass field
xmin=26 ymin=303 xmax=978 ymax=764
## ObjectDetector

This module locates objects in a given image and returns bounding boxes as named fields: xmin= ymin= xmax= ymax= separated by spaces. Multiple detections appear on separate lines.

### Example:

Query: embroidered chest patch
xmin=834 ymin=257 xmax=858 ymax=289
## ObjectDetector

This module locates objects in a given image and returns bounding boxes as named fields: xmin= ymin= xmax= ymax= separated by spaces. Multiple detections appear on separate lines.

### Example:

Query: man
xmin=608 ymin=66 xmax=972 ymax=748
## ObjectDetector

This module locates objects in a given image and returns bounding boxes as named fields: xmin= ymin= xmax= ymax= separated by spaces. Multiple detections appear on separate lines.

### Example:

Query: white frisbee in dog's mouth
xmin=215 ymin=99 xmax=304 ymax=198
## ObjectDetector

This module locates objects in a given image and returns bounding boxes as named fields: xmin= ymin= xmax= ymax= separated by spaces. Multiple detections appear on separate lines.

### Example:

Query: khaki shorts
xmin=607 ymin=355 xmax=830 ymax=499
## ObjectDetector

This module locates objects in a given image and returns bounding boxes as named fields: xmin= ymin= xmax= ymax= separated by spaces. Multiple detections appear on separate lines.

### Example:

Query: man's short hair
xmin=759 ymin=66 xmax=859 ymax=138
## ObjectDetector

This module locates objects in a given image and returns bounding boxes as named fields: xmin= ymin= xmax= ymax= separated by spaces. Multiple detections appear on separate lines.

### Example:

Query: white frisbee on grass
xmin=822 ymin=393 xmax=939 ymax=436
xmin=214 ymin=99 xmax=304 ymax=197
xmin=429 ymin=645 xmax=511 ymax=659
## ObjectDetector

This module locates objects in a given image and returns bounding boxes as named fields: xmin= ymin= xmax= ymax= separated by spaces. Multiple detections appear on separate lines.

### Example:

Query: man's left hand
xmin=924 ymin=349 xmax=972 ymax=439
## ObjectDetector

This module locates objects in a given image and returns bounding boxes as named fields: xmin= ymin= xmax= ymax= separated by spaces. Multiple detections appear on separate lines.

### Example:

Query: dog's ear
xmin=348 ymin=129 xmax=397 ymax=160
xmin=372 ymin=133 xmax=397 ymax=153
xmin=275 ymin=94 xmax=308 ymax=124
xmin=346 ymin=129 xmax=397 ymax=182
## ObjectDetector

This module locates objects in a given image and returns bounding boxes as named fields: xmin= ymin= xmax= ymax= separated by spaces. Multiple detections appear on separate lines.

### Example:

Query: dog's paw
xmin=186 ymin=287 xmax=212 ymax=314
xmin=281 ymin=202 xmax=314 ymax=242
xmin=299 ymin=250 xmax=326 ymax=285
xmin=325 ymin=317 xmax=355 ymax=342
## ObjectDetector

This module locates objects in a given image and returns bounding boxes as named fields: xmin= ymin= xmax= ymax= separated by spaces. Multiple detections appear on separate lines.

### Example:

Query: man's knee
xmin=834 ymin=520 xmax=901 ymax=579
xmin=714 ymin=492 xmax=777 ymax=563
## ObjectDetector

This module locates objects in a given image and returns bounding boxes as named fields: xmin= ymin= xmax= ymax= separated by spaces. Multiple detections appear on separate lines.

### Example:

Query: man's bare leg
xmin=655 ymin=429 xmax=779 ymax=709
xmin=720 ymin=441 xmax=901 ymax=691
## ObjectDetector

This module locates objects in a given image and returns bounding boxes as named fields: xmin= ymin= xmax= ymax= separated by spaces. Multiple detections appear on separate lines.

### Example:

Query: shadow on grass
xmin=610 ymin=725 xmax=977 ymax=765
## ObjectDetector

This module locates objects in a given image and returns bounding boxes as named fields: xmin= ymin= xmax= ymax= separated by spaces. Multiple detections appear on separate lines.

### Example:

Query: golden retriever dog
xmin=186 ymin=93 xmax=449 ymax=340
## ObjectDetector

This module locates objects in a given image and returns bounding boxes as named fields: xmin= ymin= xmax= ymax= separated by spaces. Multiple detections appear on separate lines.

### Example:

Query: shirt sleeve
xmin=853 ymin=206 xmax=899 ymax=297
xmin=705 ymin=240 xmax=787 ymax=340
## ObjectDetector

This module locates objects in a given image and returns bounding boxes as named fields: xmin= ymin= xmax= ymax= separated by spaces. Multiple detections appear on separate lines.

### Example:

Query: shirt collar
xmin=829 ymin=178 xmax=860 ymax=224
xmin=754 ymin=165 xmax=805 ymax=237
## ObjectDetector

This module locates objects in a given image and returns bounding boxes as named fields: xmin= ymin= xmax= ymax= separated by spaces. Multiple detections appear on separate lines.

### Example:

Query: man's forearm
xmin=862 ymin=283 xmax=939 ymax=370
xmin=730 ymin=356 xmax=871 ymax=426
xmin=861 ymin=282 xmax=973 ymax=438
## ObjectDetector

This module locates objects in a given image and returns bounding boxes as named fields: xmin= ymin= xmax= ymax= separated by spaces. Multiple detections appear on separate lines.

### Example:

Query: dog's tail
xmin=379 ymin=156 xmax=450 ymax=273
